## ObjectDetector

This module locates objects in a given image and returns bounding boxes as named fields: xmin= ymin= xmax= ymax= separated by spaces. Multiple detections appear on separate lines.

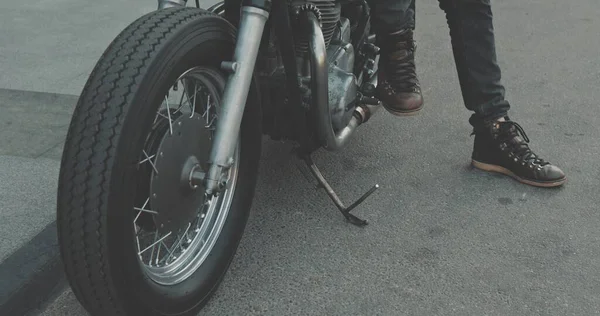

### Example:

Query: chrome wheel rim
xmin=133 ymin=66 xmax=240 ymax=285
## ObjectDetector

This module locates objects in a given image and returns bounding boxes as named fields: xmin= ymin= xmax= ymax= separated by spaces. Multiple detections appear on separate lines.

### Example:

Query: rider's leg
xmin=370 ymin=0 xmax=424 ymax=116
xmin=437 ymin=0 xmax=509 ymax=121
xmin=438 ymin=0 xmax=566 ymax=187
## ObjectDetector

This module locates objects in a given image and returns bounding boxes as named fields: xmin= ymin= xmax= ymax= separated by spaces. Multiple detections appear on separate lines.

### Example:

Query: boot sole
xmin=381 ymin=102 xmax=423 ymax=117
xmin=472 ymin=160 xmax=566 ymax=188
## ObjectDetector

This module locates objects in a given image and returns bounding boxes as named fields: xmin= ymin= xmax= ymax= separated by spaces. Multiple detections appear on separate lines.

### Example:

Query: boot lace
xmin=382 ymin=40 xmax=419 ymax=92
xmin=497 ymin=121 xmax=549 ymax=167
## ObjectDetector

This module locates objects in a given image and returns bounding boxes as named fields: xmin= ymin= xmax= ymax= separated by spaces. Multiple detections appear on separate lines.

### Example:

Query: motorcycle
xmin=56 ymin=0 xmax=382 ymax=314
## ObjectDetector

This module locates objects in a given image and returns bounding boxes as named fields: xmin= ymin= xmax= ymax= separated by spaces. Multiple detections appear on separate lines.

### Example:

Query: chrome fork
xmin=158 ymin=0 xmax=187 ymax=9
xmin=157 ymin=0 xmax=270 ymax=194
xmin=204 ymin=6 xmax=269 ymax=193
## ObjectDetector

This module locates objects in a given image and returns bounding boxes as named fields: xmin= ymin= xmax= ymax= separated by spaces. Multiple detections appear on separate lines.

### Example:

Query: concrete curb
xmin=0 ymin=221 xmax=67 ymax=316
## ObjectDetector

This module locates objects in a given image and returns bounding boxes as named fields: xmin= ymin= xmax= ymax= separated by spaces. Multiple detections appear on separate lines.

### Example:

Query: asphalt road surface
xmin=4 ymin=0 xmax=599 ymax=315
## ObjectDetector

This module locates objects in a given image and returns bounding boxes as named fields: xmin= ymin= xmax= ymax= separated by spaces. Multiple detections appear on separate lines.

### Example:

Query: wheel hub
xmin=150 ymin=112 xmax=213 ymax=234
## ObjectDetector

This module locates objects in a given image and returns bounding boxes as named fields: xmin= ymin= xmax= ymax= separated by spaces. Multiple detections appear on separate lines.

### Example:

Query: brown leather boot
xmin=376 ymin=29 xmax=424 ymax=116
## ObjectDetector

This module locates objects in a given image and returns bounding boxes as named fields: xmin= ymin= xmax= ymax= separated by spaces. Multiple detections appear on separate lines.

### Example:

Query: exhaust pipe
xmin=303 ymin=12 xmax=380 ymax=151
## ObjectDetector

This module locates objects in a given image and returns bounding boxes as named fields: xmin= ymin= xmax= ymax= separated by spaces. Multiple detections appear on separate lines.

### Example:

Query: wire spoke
xmin=155 ymin=241 xmax=162 ymax=266
xmin=165 ymin=223 xmax=192 ymax=263
xmin=174 ymin=81 xmax=188 ymax=115
xmin=148 ymin=230 xmax=159 ymax=265
xmin=134 ymin=207 xmax=158 ymax=215
xmin=206 ymin=115 xmax=217 ymax=129
xmin=190 ymin=82 xmax=199 ymax=116
xmin=139 ymin=232 xmax=172 ymax=255
xmin=139 ymin=153 xmax=155 ymax=165
xmin=133 ymin=198 xmax=150 ymax=224
xmin=141 ymin=150 xmax=159 ymax=174
xmin=202 ymin=94 xmax=212 ymax=122
xmin=134 ymin=206 xmax=158 ymax=215
xmin=164 ymin=96 xmax=173 ymax=135
xmin=135 ymin=225 xmax=141 ymax=254
xmin=156 ymin=111 xmax=170 ymax=120
xmin=178 ymin=79 xmax=194 ymax=114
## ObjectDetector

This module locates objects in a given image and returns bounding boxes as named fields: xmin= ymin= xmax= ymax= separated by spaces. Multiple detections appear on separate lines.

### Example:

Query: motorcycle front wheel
xmin=56 ymin=7 xmax=261 ymax=316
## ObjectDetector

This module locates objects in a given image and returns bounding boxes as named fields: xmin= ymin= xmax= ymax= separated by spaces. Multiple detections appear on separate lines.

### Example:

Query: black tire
xmin=56 ymin=7 xmax=262 ymax=316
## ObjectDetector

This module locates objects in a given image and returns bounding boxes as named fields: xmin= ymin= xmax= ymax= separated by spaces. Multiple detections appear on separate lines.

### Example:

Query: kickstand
xmin=301 ymin=154 xmax=379 ymax=227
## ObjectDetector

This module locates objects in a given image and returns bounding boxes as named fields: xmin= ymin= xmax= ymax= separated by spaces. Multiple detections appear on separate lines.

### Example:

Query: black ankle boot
xmin=471 ymin=117 xmax=566 ymax=187
xmin=376 ymin=29 xmax=424 ymax=116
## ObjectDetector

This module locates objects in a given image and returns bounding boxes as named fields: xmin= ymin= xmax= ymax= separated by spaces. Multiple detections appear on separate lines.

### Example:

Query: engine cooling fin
xmin=291 ymin=0 xmax=341 ymax=54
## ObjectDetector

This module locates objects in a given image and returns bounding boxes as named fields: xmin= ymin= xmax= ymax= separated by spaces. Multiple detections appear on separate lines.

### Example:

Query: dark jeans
xmin=369 ymin=0 xmax=510 ymax=124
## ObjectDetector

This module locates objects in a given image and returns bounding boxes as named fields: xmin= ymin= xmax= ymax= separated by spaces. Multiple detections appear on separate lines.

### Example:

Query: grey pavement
xmin=0 ymin=89 xmax=77 ymax=315
xmin=0 ymin=0 xmax=158 ymax=95
xmin=0 ymin=89 xmax=77 ymax=261
xmin=1 ymin=0 xmax=600 ymax=315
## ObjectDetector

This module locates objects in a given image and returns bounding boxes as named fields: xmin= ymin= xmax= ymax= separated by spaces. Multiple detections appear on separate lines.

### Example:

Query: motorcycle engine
xmin=325 ymin=17 xmax=357 ymax=131
xmin=291 ymin=0 xmax=341 ymax=54
xmin=291 ymin=0 xmax=358 ymax=131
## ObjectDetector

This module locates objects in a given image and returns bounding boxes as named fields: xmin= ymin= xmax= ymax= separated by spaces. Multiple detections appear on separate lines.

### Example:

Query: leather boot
xmin=376 ymin=29 xmax=424 ymax=116
xmin=471 ymin=117 xmax=566 ymax=187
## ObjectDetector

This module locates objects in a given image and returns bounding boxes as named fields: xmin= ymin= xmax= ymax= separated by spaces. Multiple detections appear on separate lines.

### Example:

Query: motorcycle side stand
xmin=300 ymin=154 xmax=379 ymax=227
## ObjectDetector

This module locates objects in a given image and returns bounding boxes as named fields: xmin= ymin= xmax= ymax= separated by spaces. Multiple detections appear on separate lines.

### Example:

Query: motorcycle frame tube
xmin=204 ymin=5 xmax=270 ymax=193
xmin=303 ymin=11 xmax=360 ymax=151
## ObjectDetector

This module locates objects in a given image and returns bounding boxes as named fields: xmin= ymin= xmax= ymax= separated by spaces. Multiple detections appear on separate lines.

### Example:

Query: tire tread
xmin=57 ymin=8 xmax=217 ymax=315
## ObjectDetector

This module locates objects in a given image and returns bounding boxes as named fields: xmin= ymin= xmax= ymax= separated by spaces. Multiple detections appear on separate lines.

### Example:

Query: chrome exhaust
xmin=304 ymin=12 xmax=380 ymax=151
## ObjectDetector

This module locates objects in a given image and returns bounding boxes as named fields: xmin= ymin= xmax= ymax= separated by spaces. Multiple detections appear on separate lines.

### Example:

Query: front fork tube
xmin=157 ymin=0 xmax=187 ymax=9
xmin=204 ymin=6 xmax=270 ymax=194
